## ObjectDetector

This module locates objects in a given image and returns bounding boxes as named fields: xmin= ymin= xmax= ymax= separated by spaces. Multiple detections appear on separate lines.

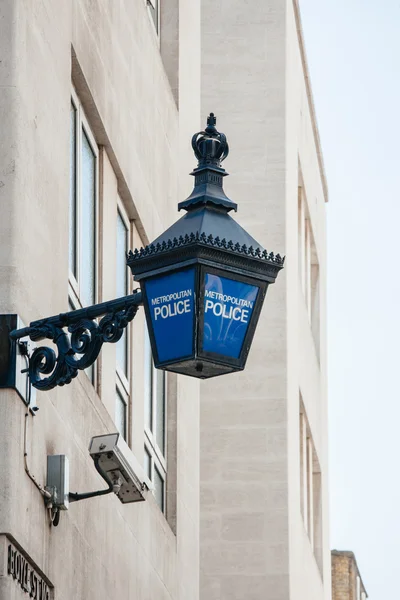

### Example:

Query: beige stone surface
xmin=0 ymin=0 xmax=330 ymax=598
xmin=200 ymin=1 xmax=329 ymax=599
xmin=0 ymin=0 xmax=200 ymax=599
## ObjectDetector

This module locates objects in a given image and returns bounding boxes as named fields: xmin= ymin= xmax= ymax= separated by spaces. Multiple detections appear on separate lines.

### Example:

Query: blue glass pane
xmin=69 ymin=103 xmax=77 ymax=276
xmin=80 ymin=130 xmax=96 ymax=306
xmin=148 ymin=0 xmax=159 ymax=32
xmin=154 ymin=368 xmax=165 ymax=455
xmin=144 ymin=327 xmax=152 ymax=431
xmin=116 ymin=331 xmax=128 ymax=377
xmin=85 ymin=363 xmax=94 ymax=386
xmin=154 ymin=466 xmax=164 ymax=512
xmin=145 ymin=268 xmax=195 ymax=363
xmin=143 ymin=447 xmax=151 ymax=480
xmin=116 ymin=212 xmax=128 ymax=374
xmin=116 ymin=212 xmax=128 ymax=297
xmin=203 ymin=273 xmax=259 ymax=358
xmin=115 ymin=389 xmax=126 ymax=439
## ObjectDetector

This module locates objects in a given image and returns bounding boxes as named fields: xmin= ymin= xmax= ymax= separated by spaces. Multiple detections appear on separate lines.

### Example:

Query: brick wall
xmin=332 ymin=551 xmax=368 ymax=600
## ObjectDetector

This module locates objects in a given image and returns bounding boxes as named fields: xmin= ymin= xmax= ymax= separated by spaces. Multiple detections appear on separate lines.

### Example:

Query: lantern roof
xmin=127 ymin=114 xmax=284 ymax=283
xmin=151 ymin=205 xmax=260 ymax=250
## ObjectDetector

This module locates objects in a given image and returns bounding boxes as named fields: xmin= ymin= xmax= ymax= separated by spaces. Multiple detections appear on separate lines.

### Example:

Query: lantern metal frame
xmin=127 ymin=113 xmax=284 ymax=379
xmin=135 ymin=252 xmax=277 ymax=379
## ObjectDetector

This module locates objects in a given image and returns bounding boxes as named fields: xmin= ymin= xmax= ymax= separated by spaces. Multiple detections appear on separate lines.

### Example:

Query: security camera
xmin=88 ymin=433 xmax=152 ymax=504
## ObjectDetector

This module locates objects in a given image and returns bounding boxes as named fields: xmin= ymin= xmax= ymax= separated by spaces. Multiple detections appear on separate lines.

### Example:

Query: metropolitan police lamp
xmin=0 ymin=114 xmax=284 ymax=525
xmin=0 ymin=115 xmax=283 ymax=528
xmin=127 ymin=114 xmax=284 ymax=379
xmin=4 ymin=113 xmax=283 ymax=394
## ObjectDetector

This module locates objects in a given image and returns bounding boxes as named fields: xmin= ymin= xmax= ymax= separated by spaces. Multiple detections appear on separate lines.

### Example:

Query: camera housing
xmin=47 ymin=454 xmax=70 ymax=509
xmin=88 ymin=433 xmax=151 ymax=504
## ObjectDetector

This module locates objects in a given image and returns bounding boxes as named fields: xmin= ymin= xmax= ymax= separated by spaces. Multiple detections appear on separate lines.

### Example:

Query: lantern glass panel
xmin=202 ymin=272 xmax=259 ymax=358
xmin=144 ymin=267 xmax=196 ymax=364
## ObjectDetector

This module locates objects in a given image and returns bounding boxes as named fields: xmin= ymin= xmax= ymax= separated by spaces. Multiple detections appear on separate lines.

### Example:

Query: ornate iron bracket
xmin=9 ymin=291 xmax=143 ymax=391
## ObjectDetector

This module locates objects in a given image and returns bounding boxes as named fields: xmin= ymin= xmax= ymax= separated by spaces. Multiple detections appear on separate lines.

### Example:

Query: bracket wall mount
xmin=6 ymin=290 xmax=142 ymax=392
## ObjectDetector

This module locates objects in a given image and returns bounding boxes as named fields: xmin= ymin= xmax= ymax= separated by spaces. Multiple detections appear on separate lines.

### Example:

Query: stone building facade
xmin=0 ymin=0 xmax=328 ymax=599
xmin=200 ymin=1 xmax=330 ymax=600
xmin=0 ymin=0 xmax=200 ymax=599
xmin=332 ymin=551 xmax=368 ymax=600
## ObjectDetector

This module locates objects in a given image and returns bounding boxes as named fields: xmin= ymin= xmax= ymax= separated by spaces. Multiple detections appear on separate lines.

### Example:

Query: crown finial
xmin=178 ymin=114 xmax=237 ymax=212
xmin=206 ymin=112 xmax=217 ymax=131
xmin=191 ymin=113 xmax=229 ymax=169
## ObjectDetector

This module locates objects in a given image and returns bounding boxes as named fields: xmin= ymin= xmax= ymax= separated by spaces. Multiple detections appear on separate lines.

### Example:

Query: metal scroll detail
xmin=10 ymin=292 xmax=142 ymax=391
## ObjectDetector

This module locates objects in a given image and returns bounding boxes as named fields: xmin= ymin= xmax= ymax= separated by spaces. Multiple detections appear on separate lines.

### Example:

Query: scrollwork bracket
xmin=10 ymin=291 xmax=143 ymax=391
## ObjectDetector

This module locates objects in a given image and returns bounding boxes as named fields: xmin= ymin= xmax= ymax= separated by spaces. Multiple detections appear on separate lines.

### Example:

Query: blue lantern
xmin=127 ymin=114 xmax=284 ymax=379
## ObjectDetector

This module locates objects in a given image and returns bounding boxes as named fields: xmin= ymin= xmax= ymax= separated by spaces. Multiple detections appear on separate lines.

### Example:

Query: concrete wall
xmin=286 ymin=1 xmax=330 ymax=598
xmin=0 ymin=0 xmax=200 ymax=599
xmin=200 ymin=1 xmax=289 ymax=598
xmin=200 ymin=1 xmax=329 ymax=599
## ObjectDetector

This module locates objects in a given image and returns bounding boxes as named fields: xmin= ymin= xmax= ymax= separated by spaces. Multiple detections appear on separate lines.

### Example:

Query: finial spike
xmin=206 ymin=112 xmax=217 ymax=129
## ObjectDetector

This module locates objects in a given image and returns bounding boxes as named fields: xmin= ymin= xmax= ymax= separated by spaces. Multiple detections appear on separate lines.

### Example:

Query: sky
xmin=299 ymin=0 xmax=400 ymax=597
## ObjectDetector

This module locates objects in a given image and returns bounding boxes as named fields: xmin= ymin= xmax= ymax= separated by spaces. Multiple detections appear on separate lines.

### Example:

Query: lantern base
xmin=158 ymin=358 xmax=241 ymax=380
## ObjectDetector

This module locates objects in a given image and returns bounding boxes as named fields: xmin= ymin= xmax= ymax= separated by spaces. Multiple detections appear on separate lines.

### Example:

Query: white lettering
xmin=213 ymin=303 xmax=223 ymax=316
xmin=153 ymin=299 xmax=192 ymax=321
xmin=222 ymin=305 xmax=232 ymax=319
xmin=205 ymin=299 xmax=213 ymax=313
xmin=232 ymin=307 xmax=241 ymax=321
xmin=241 ymin=309 xmax=249 ymax=323
xmin=203 ymin=299 xmax=251 ymax=324
xmin=204 ymin=289 xmax=254 ymax=309
xmin=151 ymin=288 xmax=192 ymax=306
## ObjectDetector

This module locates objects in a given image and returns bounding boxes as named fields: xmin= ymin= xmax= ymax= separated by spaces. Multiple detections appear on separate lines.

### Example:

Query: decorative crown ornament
xmin=178 ymin=113 xmax=237 ymax=212
xmin=191 ymin=112 xmax=229 ymax=169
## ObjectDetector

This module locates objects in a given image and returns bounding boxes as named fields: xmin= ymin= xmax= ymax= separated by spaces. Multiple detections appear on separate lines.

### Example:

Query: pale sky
xmin=299 ymin=0 xmax=400 ymax=597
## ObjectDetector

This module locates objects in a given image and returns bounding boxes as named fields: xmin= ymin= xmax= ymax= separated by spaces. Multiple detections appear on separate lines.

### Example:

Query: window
xmin=115 ymin=388 xmax=127 ymax=440
xmin=356 ymin=576 xmax=361 ymax=600
xmin=147 ymin=0 xmax=159 ymax=34
xmin=69 ymin=90 xmax=98 ymax=309
xmin=116 ymin=207 xmax=129 ymax=378
xmin=115 ymin=203 xmax=130 ymax=440
xmin=144 ymin=327 xmax=166 ymax=512
xmin=298 ymin=184 xmax=320 ymax=357
xmin=299 ymin=397 xmax=323 ymax=576
xmin=69 ymin=91 xmax=99 ymax=384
